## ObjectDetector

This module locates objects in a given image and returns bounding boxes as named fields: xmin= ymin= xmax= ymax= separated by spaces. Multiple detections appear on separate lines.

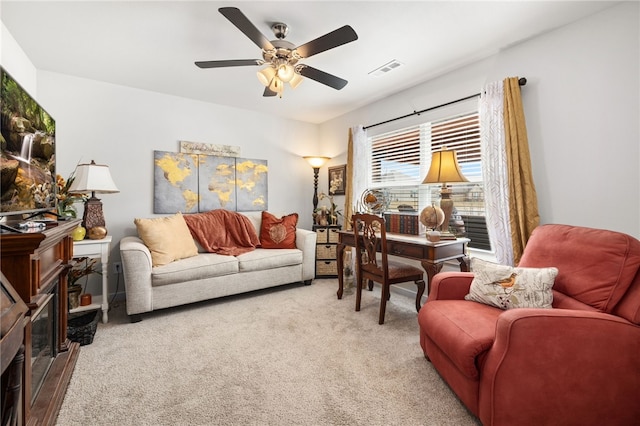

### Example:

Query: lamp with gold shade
xmin=421 ymin=149 xmax=468 ymax=240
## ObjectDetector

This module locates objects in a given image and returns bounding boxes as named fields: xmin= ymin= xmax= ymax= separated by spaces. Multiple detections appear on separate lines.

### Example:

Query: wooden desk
xmin=336 ymin=231 xmax=469 ymax=299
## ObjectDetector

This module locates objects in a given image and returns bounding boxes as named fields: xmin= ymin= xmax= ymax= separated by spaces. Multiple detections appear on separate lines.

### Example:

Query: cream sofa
xmin=120 ymin=211 xmax=317 ymax=321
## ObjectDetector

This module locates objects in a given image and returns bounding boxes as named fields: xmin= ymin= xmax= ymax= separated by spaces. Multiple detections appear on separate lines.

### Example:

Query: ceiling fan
xmin=195 ymin=7 xmax=358 ymax=98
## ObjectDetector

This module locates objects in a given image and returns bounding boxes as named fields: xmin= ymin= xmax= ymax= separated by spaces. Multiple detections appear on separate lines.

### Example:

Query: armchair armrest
xmin=296 ymin=228 xmax=317 ymax=281
xmin=480 ymin=308 xmax=640 ymax=425
xmin=427 ymin=272 xmax=475 ymax=301
xmin=119 ymin=236 xmax=154 ymax=315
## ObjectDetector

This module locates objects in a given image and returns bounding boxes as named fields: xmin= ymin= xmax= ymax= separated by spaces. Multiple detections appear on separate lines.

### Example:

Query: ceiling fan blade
xmin=298 ymin=66 xmax=348 ymax=90
xmin=219 ymin=7 xmax=275 ymax=51
xmin=195 ymin=59 xmax=262 ymax=68
xmin=263 ymin=87 xmax=278 ymax=97
xmin=295 ymin=25 xmax=358 ymax=58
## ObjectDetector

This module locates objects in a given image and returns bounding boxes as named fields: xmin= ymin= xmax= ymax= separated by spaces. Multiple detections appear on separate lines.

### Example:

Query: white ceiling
xmin=1 ymin=1 xmax=617 ymax=124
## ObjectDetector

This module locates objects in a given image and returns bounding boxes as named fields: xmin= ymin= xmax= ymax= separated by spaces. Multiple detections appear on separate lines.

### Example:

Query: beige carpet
xmin=56 ymin=279 xmax=478 ymax=426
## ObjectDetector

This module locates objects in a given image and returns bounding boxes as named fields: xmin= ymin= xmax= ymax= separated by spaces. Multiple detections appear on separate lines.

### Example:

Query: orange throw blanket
xmin=183 ymin=210 xmax=260 ymax=256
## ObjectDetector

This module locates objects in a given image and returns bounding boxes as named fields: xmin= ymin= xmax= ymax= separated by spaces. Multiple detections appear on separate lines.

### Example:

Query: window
xmin=367 ymin=110 xmax=491 ymax=250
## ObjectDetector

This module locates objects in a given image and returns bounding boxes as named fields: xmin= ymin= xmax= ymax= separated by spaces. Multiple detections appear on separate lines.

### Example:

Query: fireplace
xmin=0 ymin=220 xmax=81 ymax=425
xmin=29 ymin=290 xmax=58 ymax=403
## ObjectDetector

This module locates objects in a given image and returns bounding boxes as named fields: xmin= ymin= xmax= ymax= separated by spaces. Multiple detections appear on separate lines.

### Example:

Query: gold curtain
xmin=344 ymin=128 xmax=354 ymax=231
xmin=503 ymin=77 xmax=540 ymax=264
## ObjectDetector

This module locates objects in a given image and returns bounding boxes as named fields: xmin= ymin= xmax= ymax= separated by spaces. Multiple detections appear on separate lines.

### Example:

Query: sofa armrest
xmin=119 ymin=236 xmax=154 ymax=316
xmin=296 ymin=228 xmax=317 ymax=281
xmin=427 ymin=272 xmax=475 ymax=301
xmin=480 ymin=308 xmax=640 ymax=425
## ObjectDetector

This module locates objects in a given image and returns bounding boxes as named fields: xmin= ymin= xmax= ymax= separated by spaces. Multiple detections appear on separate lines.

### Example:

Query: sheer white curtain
xmin=351 ymin=125 xmax=368 ymax=213
xmin=480 ymin=81 xmax=514 ymax=265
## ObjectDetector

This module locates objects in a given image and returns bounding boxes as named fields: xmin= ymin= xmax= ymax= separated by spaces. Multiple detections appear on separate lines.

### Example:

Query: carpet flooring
xmin=56 ymin=279 xmax=478 ymax=426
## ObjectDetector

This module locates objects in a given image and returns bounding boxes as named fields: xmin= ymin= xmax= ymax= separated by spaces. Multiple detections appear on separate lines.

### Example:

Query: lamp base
xmin=82 ymin=196 xmax=106 ymax=230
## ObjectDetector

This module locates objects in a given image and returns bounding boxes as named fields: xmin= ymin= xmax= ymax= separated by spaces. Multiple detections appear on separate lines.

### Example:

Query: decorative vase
xmin=68 ymin=285 xmax=82 ymax=309
xmin=88 ymin=226 xmax=108 ymax=240
xmin=316 ymin=207 xmax=329 ymax=226
xmin=80 ymin=293 xmax=92 ymax=306
xmin=72 ymin=225 xmax=86 ymax=241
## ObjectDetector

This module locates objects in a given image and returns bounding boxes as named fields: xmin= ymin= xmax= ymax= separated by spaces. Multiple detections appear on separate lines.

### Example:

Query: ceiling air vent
xmin=369 ymin=60 xmax=404 ymax=77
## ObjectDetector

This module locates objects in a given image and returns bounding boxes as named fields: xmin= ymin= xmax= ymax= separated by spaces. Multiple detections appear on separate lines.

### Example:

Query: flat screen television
xmin=0 ymin=66 xmax=57 ymax=222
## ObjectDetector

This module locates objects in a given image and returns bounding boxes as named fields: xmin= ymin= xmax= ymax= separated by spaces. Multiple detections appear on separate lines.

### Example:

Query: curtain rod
xmin=363 ymin=77 xmax=527 ymax=130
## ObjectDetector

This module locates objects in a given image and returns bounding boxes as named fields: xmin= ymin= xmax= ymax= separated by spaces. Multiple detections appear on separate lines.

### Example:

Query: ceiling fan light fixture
xmin=277 ymin=63 xmax=295 ymax=82
xmin=199 ymin=8 xmax=358 ymax=98
xmin=289 ymin=73 xmax=303 ymax=89
xmin=257 ymin=66 xmax=276 ymax=86
xmin=269 ymin=77 xmax=285 ymax=97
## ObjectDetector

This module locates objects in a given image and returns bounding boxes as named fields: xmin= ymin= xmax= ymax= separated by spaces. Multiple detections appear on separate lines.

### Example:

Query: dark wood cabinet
xmin=0 ymin=220 xmax=81 ymax=426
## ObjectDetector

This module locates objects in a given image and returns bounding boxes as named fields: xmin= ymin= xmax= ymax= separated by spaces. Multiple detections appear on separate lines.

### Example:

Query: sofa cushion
xmin=134 ymin=212 xmax=199 ymax=267
xmin=152 ymin=253 xmax=239 ymax=287
xmin=260 ymin=211 xmax=298 ymax=249
xmin=519 ymin=224 xmax=640 ymax=313
xmin=236 ymin=248 xmax=302 ymax=272
xmin=420 ymin=300 xmax=500 ymax=379
xmin=465 ymin=258 xmax=557 ymax=309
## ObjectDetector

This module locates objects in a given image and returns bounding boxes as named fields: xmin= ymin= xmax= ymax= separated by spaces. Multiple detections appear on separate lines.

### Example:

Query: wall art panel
xmin=153 ymin=150 xmax=268 ymax=214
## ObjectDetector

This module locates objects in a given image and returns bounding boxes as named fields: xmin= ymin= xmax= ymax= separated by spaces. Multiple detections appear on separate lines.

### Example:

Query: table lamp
xmin=68 ymin=160 xmax=119 ymax=238
xmin=421 ymin=149 xmax=468 ymax=239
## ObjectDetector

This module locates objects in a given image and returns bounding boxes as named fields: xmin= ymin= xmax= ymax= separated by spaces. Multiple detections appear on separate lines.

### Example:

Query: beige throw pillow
xmin=465 ymin=258 xmax=558 ymax=310
xmin=134 ymin=212 xmax=198 ymax=267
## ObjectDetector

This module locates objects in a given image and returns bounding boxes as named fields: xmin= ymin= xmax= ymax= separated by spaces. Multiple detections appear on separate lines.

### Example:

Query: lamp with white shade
xmin=68 ymin=160 xmax=119 ymax=238
xmin=303 ymin=156 xmax=331 ymax=221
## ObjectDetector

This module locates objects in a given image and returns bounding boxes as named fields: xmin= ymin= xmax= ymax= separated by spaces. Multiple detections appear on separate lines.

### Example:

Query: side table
xmin=72 ymin=236 xmax=112 ymax=323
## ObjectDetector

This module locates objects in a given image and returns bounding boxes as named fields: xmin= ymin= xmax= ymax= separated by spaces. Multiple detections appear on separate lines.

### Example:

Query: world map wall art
xmin=153 ymin=150 xmax=268 ymax=214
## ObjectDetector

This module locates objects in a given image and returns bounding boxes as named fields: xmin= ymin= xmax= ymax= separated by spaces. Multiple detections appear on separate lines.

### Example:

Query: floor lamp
xmin=303 ymin=156 xmax=330 ymax=221
xmin=422 ymin=149 xmax=468 ymax=240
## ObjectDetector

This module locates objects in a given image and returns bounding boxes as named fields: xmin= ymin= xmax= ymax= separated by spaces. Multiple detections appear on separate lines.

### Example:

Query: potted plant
xmin=56 ymin=171 xmax=87 ymax=218
xmin=68 ymin=257 xmax=101 ymax=309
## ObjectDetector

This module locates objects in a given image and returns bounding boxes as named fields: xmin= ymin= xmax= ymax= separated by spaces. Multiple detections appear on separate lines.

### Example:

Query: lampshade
xmin=257 ymin=66 xmax=276 ymax=87
xmin=303 ymin=156 xmax=331 ymax=169
xmin=68 ymin=160 xmax=120 ymax=194
xmin=269 ymin=77 xmax=285 ymax=96
xmin=277 ymin=63 xmax=295 ymax=82
xmin=290 ymin=73 xmax=303 ymax=89
xmin=422 ymin=149 xmax=468 ymax=184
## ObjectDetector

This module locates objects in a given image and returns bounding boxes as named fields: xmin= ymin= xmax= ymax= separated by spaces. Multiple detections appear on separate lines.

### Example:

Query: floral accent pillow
xmin=260 ymin=211 xmax=298 ymax=249
xmin=465 ymin=258 xmax=558 ymax=309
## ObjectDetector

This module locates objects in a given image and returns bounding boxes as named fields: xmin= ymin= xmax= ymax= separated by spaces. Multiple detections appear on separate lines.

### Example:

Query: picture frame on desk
xmin=328 ymin=165 xmax=346 ymax=195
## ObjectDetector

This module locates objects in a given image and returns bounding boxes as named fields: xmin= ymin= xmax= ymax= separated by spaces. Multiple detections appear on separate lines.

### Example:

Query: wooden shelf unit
xmin=313 ymin=225 xmax=341 ymax=278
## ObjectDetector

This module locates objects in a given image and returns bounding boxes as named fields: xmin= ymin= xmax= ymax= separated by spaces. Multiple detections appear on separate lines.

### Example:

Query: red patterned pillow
xmin=260 ymin=211 xmax=298 ymax=249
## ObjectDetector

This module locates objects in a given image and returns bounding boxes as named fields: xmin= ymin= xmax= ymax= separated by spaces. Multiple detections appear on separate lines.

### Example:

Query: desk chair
xmin=352 ymin=213 xmax=426 ymax=324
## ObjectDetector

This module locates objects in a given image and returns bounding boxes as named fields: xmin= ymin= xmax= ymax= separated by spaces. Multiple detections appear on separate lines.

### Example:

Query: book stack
xmin=383 ymin=213 xmax=421 ymax=235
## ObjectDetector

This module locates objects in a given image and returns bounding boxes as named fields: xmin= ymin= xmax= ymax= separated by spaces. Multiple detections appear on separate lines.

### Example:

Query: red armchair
xmin=418 ymin=224 xmax=640 ymax=425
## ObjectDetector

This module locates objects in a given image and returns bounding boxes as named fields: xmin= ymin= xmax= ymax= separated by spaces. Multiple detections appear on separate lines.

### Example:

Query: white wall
xmin=1 ymin=22 xmax=37 ymax=94
xmin=321 ymin=2 xmax=640 ymax=239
